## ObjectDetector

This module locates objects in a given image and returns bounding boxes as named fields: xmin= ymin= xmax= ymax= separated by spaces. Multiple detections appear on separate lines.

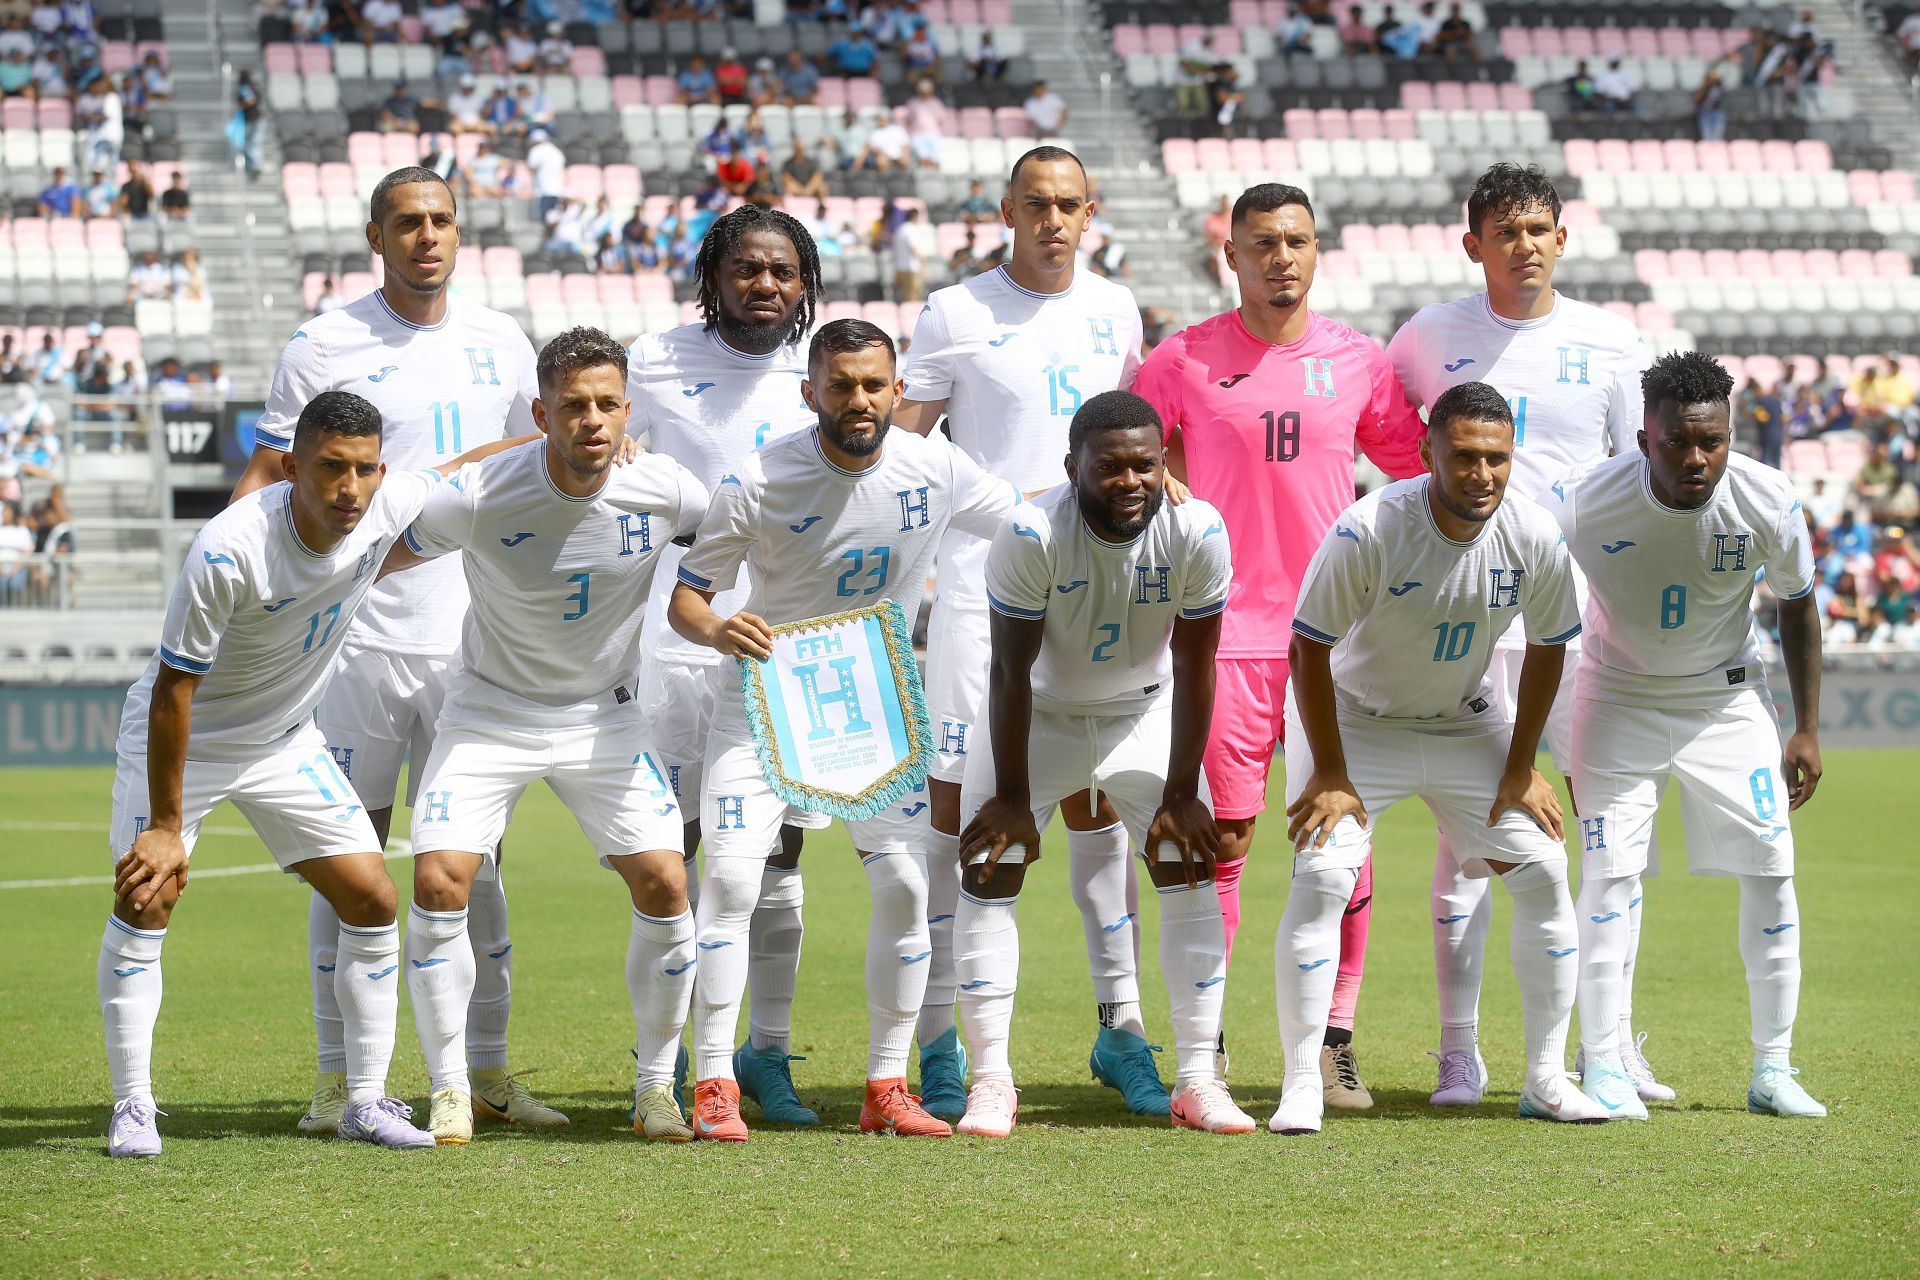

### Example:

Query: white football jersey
xmin=676 ymin=427 xmax=1018 ymax=646
xmin=627 ymin=322 xmax=815 ymax=667
xmin=1545 ymin=451 xmax=1814 ymax=709
xmin=405 ymin=441 xmax=707 ymax=721
xmin=119 ymin=471 xmax=441 ymax=762
xmin=1387 ymin=291 xmax=1650 ymax=504
xmin=902 ymin=266 xmax=1144 ymax=600
xmin=1292 ymin=477 xmax=1582 ymax=730
xmin=256 ymin=291 xmax=539 ymax=655
xmin=984 ymin=485 xmax=1231 ymax=716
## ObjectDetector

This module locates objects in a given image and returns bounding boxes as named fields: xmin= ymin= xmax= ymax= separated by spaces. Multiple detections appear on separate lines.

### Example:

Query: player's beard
xmin=1432 ymin=479 xmax=1500 ymax=526
xmin=819 ymin=407 xmax=890 ymax=457
xmin=1079 ymin=483 xmax=1163 ymax=541
xmin=717 ymin=310 xmax=791 ymax=355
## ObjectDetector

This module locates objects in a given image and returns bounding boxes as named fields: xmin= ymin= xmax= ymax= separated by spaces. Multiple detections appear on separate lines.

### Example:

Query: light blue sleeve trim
xmin=986 ymin=590 xmax=1046 ymax=620
xmin=676 ymin=565 xmax=714 ymax=590
xmin=402 ymin=526 xmax=424 ymax=554
xmin=1290 ymin=620 xmax=1340 ymax=645
xmin=253 ymin=431 xmax=292 ymax=454
xmin=159 ymin=646 xmax=213 ymax=674
xmin=1180 ymin=599 xmax=1227 ymax=619
xmin=1778 ymin=582 xmax=1814 ymax=601
xmin=1541 ymin=623 xmax=1583 ymax=645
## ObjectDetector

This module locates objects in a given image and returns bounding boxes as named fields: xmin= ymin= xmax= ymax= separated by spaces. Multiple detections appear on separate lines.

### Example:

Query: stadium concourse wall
xmin=5 ymin=660 xmax=1920 ymax=769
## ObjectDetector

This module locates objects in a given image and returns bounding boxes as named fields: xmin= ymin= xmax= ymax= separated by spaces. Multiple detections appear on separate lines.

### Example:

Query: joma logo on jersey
xmin=1300 ymin=357 xmax=1336 ymax=398
xmin=793 ymin=656 xmax=872 ymax=741
xmin=1710 ymin=533 xmax=1750 ymax=572
xmin=1133 ymin=565 xmax=1172 ymax=603
xmin=897 ymin=487 xmax=930 ymax=530
xmin=1556 ymin=346 xmax=1591 ymax=385
xmin=617 ymin=512 xmax=652 ymax=556
xmin=1487 ymin=567 xmax=1523 ymax=608
xmin=465 ymin=347 xmax=500 ymax=386
xmin=1087 ymin=316 xmax=1119 ymax=356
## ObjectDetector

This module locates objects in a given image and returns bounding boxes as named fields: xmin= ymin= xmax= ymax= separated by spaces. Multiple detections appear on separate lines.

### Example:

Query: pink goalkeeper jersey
xmin=1132 ymin=309 xmax=1427 ymax=658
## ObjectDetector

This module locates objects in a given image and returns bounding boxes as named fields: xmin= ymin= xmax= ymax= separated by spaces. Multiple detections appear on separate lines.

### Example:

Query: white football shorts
xmin=1487 ymin=639 xmax=1578 ymax=773
xmin=109 ymin=722 xmax=381 ymax=871
xmin=1570 ymin=687 xmax=1795 ymax=880
xmin=924 ymin=590 xmax=990 ymax=786
xmin=316 ymin=640 xmax=454 ymax=811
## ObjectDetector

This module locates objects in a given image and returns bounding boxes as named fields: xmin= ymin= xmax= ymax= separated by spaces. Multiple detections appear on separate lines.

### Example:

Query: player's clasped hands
xmin=115 ymin=828 xmax=189 ymax=912
xmin=710 ymin=611 xmax=775 ymax=661
xmin=1147 ymin=795 xmax=1220 ymax=888
xmin=1490 ymin=765 xmax=1563 ymax=841
xmin=960 ymin=795 xmax=1044 ymax=884
xmin=1286 ymin=771 xmax=1369 ymax=853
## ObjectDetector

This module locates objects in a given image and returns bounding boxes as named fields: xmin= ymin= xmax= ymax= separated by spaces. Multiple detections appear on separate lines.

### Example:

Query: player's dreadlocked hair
xmin=537 ymin=326 xmax=628 ymax=397
xmin=694 ymin=205 xmax=823 ymax=346
xmin=1466 ymin=162 xmax=1561 ymax=235
xmin=369 ymin=165 xmax=456 ymax=226
xmin=1642 ymin=350 xmax=1734 ymax=415
xmin=1069 ymin=389 xmax=1163 ymax=454
xmin=1231 ymin=182 xmax=1313 ymax=230
xmin=1428 ymin=380 xmax=1514 ymax=440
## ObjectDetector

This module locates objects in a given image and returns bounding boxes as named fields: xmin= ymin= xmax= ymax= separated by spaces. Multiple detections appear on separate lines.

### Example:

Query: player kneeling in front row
xmin=100 ymin=392 xmax=521 ymax=1157
xmin=1274 ymin=382 xmax=1607 ymax=1134
xmin=669 ymin=319 xmax=1017 ymax=1140
xmin=1547 ymin=351 xmax=1826 ymax=1119
xmin=385 ymin=328 xmax=710 ymax=1143
xmin=956 ymin=390 xmax=1254 ymax=1137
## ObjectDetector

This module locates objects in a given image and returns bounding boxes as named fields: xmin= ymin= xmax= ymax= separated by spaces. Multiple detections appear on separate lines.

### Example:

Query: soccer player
xmin=895 ymin=146 xmax=1158 ymax=1119
xmin=100 ymin=391 xmax=517 ymax=1157
xmin=1546 ymin=351 xmax=1826 ymax=1119
xmin=1385 ymin=162 xmax=1662 ymax=1106
xmin=383 ymin=328 xmax=710 ymax=1144
xmin=668 ymin=319 xmax=1016 ymax=1142
xmin=1132 ymin=182 xmax=1426 ymax=1107
xmin=952 ymin=390 xmax=1255 ymax=1138
xmin=627 ymin=205 xmax=828 ymax=1125
xmin=232 ymin=166 xmax=562 ymax=1134
xmin=1272 ymin=383 xmax=1606 ymax=1135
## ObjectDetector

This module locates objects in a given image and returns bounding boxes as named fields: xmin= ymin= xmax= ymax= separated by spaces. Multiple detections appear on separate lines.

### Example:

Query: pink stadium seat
xmin=1668 ymin=249 xmax=1705 ymax=279
xmin=1657 ymin=28 xmax=1691 ymax=58
xmin=1767 ymin=248 xmax=1804 ymax=277
xmin=0 ymin=99 xmax=30 ymax=129
xmin=1432 ymin=82 xmax=1467 ymax=111
xmin=10 ymin=218 xmax=48 ymax=250
xmin=604 ymin=164 xmax=642 ymax=203
xmin=816 ymin=76 xmax=847 ymax=108
xmin=561 ymin=275 xmax=599 ymax=304
xmin=860 ymin=301 xmax=901 ymax=334
xmin=1629 ymin=140 xmax=1665 ymax=173
xmin=1349 ymin=108 xmax=1384 ymax=141
xmin=347 ymin=132 xmax=383 ymax=166
xmin=823 ymin=300 xmax=863 ymax=324
xmin=1632 ymin=248 xmax=1668 ymax=280
xmin=1662 ymin=139 xmax=1696 ymax=172
xmin=1465 ymin=83 xmax=1499 ymax=111
xmin=925 ymin=0 xmax=954 ymax=20
xmin=1111 ymin=24 xmax=1145 ymax=56
xmin=1595 ymin=28 xmax=1626 ymax=56
xmin=318 ymin=162 xmax=354 ymax=196
xmin=993 ymin=106 xmax=1026 ymax=135
xmin=1732 ymin=248 xmax=1769 ymax=277
xmin=101 ymin=40 xmax=134 ymax=72
xmin=1531 ymin=28 xmax=1566 ymax=57
xmin=1760 ymin=140 xmax=1797 ymax=174
xmin=1626 ymin=27 xmax=1660 ymax=58
xmin=342 ymin=271 xmax=376 ymax=297
xmin=1728 ymin=140 xmax=1764 ymax=173
xmin=1496 ymin=83 xmax=1531 ymax=112
xmin=1602 ymin=300 xmax=1636 ymax=323
xmin=1145 ymin=24 xmax=1178 ymax=56
xmin=264 ymin=43 xmax=298 ymax=75
xmin=1703 ymin=249 xmax=1739 ymax=279
xmin=565 ymin=164 xmax=603 ymax=202
xmin=85 ymin=218 xmax=122 ymax=249
xmin=1315 ymin=108 xmax=1350 ymax=140
xmin=1794 ymin=140 xmax=1832 ymax=172
xmin=1261 ymin=137 xmax=1297 ymax=171
xmin=1873 ymin=249 xmax=1912 ymax=278
xmin=1688 ymin=28 xmax=1728 ymax=60
xmin=1342 ymin=225 xmax=1376 ymax=254
xmin=103 ymin=326 xmax=140 ymax=362
xmin=1595 ymin=139 xmax=1632 ymax=174
xmin=821 ymin=196 xmax=856 ymax=226
xmin=1745 ymin=354 xmax=1783 ymax=390
xmin=1803 ymin=248 xmax=1840 ymax=278
xmin=636 ymin=275 xmax=674 ymax=305
xmin=1839 ymin=249 xmax=1877 ymax=278
xmin=381 ymin=133 xmax=420 ymax=166
xmin=398 ymin=16 xmax=423 ymax=41
xmin=611 ymin=76 xmax=643 ymax=108
xmin=1559 ymin=200 xmax=1599 ymax=229
xmin=1716 ymin=354 xmax=1746 ymax=389
xmin=1210 ymin=28 xmax=1242 ymax=57
xmin=524 ymin=274 xmax=564 ymax=306
xmin=1408 ymin=223 xmax=1447 ymax=255
xmin=482 ymin=246 xmax=523 ymax=278
xmin=298 ymin=44 xmax=332 ymax=75
xmin=302 ymin=271 xmax=325 ymax=309
xmin=1282 ymin=107 xmax=1316 ymax=139
xmin=596 ymin=273 xmax=636 ymax=305
xmin=1783 ymin=440 xmax=1827 ymax=475
xmin=1376 ymin=224 xmax=1412 ymax=254
xmin=1162 ymin=139 xmax=1197 ymax=174
xmin=1383 ymin=108 xmax=1416 ymax=141
xmin=1697 ymin=140 xmax=1730 ymax=173
xmin=959 ymin=107 xmax=993 ymax=139
xmin=848 ymin=76 xmax=886 ymax=109
xmin=134 ymin=42 xmax=166 ymax=67
xmin=1195 ymin=138 xmax=1231 ymax=170
xmin=1229 ymin=0 xmax=1260 ymax=27
xmin=570 ymin=47 xmax=606 ymax=77
xmin=1826 ymin=438 xmax=1869 ymax=482
xmin=1880 ymin=170 xmax=1916 ymax=204
xmin=644 ymin=75 xmax=678 ymax=106
xmin=282 ymin=163 xmax=320 ymax=199
xmin=38 ymin=98 xmax=71 ymax=128
xmin=980 ymin=0 xmax=1012 ymax=26
xmin=1565 ymin=29 xmax=1596 ymax=58
xmin=1228 ymin=138 xmax=1264 ymax=171
xmin=1401 ymin=83 xmax=1433 ymax=112
xmin=1499 ymin=27 xmax=1530 ymax=59
xmin=1635 ymin=302 xmax=1674 ymax=332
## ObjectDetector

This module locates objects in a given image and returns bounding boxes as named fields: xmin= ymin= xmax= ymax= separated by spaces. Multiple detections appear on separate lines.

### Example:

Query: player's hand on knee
xmin=1148 ymin=795 xmax=1219 ymax=888
xmin=1782 ymin=730 xmax=1822 ymax=810
xmin=715 ymin=611 xmax=775 ymax=660
xmin=115 ymin=829 xmax=189 ymax=913
xmin=1286 ymin=773 xmax=1367 ymax=852
xmin=960 ymin=795 xmax=1041 ymax=884
xmin=1492 ymin=766 xmax=1563 ymax=841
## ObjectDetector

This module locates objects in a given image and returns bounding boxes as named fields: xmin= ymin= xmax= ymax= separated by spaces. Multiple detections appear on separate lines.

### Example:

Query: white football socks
xmin=1275 ymin=864 xmax=1360 ymax=1091
xmin=1618 ymin=871 xmax=1644 ymax=1050
xmin=630 ymin=907 xmax=696 ymax=1090
xmin=464 ymin=868 xmax=512 ymax=1072
xmin=1738 ymin=874 xmax=1800 ymax=1066
xmin=862 ymin=852 xmax=930 ymax=1079
xmin=690 ymin=856 xmax=759 ymax=1080
xmin=1432 ymin=835 xmax=1492 ymax=1059
xmin=954 ymin=888 xmax=1020 ymax=1085
xmin=307 ymin=891 xmax=346 ymax=1074
xmin=1069 ymin=822 xmax=1141 ymax=1030
xmin=1500 ymin=858 xmax=1578 ymax=1090
xmin=1156 ymin=881 xmax=1226 ymax=1088
xmin=404 ymin=904 xmax=475 ymax=1096
xmin=681 ymin=850 xmax=700 ymax=915
xmin=747 ymin=863 xmax=804 ymax=1054
xmin=98 ymin=916 xmax=165 ymax=1104
xmin=335 ymin=920 xmax=402 ymax=1104
xmin=1576 ymin=871 xmax=1637 ymax=1064
xmin=915 ymin=827 xmax=961 ymax=1046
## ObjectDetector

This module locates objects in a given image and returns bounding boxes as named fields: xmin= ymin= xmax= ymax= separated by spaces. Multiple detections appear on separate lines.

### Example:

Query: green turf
xmin=2 ymin=754 xmax=1916 ymax=1278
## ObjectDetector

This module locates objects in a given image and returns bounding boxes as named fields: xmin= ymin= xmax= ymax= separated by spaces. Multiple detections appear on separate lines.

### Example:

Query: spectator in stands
xmin=537 ymin=21 xmax=571 ymax=72
xmin=1594 ymin=57 xmax=1638 ymax=114
xmin=583 ymin=194 xmax=618 ymax=248
xmin=1434 ymin=3 xmax=1477 ymax=61
xmin=29 ymin=44 xmax=71 ymax=98
xmin=514 ymin=80 xmax=554 ymax=133
xmin=79 ymin=76 xmax=123 ymax=172
xmin=466 ymin=138 xmax=506 ymax=196
xmin=1786 ymin=35 xmax=1834 ymax=118
xmin=380 ymin=80 xmax=423 ymax=134
xmin=1806 ymin=474 xmax=1844 ymax=529
xmin=700 ymin=116 xmax=739 ymax=169
xmin=201 ymin=359 xmax=233 ymax=404
xmin=0 ymin=46 xmax=30 ymax=99
xmin=958 ymin=177 xmax=996 ymax=225
xmin=828 ymin=27 xmax=879 ymax=77
xmin=527 ymin=127 xmax=567 ymax=224
xmin=140 ymin=50 xmax=171 ymax=101
xmin=1376 ymin=7 xmax=1422 ymax=59
xmin=780 ymin=138 xmax=829 ymax=199
xmin=1023 ymin=78 xmax=1068 ymax=135
xmin=1739 ymin=374 xmax=1785 ymax=468
xmin=359 ymin=0 xmax=404 ymax=44
xmin=31 ymin=333 xmax=66 ymax=387
xmin=1898 ymin=10 xmax=1920 ymax=72
xmin=72 ymin=325 xmax=109 ymax=384
xmin=1787 ymin=8 xmax=1819 ymax=41
xmin=1206 ymin=62 xmax=1244 ymax=134
xmin=970 ymin=29 xmax=1006 ymax=80
xmin=1695 ymin=68 xmax=1727 ymax=141
xmin=447 ymin=73 xmax=487 ymax=135
xmin=1853 ymin=356 xmax=1916 ymax=424
xmin=866 ymin=110 xmax=911 ymax=170
xmin=678 ymin=52 xmax=720 ymax=105
xmin=715 ymin=46 xmax=750 ymax=105
xmin=1410 ymin=1 xmax=1444 ymax=52
xmin=779 ymin=49 xmax=820 ymax=105
xmin=1562 ymin=60 xmax=1599 ymax=113
xmin=82 ymin=167 xmax=116 ymax=218
xmin=482 ymin=84 xmax=515 ymax=134
xmin=829 ymin=105 xmax=872 ymax=170
xmin=172 ymin=247 xmax=210 ymax=307
xmin=0 ymin=15 xmax=29 ymax=62
xmin=595 ymin=231 xmax=628 ymax=275
xmin=110 ymin=358 xmax=146 ymax=417
xmin=420 ymin=0 xmax=468 ymax=51
xmin=37 ymin=167 xmax=80 ymax=218
xmin=904 ymin=25 xmax=938 ymax=75
xmin=0 ymin=499 xmax=35 ymax=603
xmin=288 ymin=0 xmax=330 ymax=44
xmin=905 ymin=80 xmax=948 ymax=170
xmin=740 ymin=109 xmax=774 ymax=163
xmin=315 ymin=274 xmax=345 ymax=313
xmin=1275 ymin=9 xmax=1314 ymax=60
xmin=0 ymin=337 xmax=19 ymax=384
xmin=1858 ymin=442 xmax=1919 ymax=524
xmin=715 ymin=146 xmax=759 ymax=197
xmin=1175 ymin=32 xmax=1215 ymax=116
xmin=748 ymin=56 xmax=781 ymax=107
xmin=891 ymin=206 xmax=926 ymax=302
xmin=948 ymin=228 xmax=983 ymax=281
xmin=29 ymin=485 xmax=72 ymax=592
xmin=1337 ymin=6 xmax=1373 ymax=56
xmin=127 ymin=248 xmax=169 ymax=302
xmin=503 ymin=21 xmax=539 ymax=73
xmin=232 ymin=69 xmax=263 ymax=176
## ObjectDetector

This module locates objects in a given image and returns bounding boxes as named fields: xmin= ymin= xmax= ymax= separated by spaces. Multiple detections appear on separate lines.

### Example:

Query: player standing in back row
xmin=232 ymin=166 xmax=565 ymax=1135
xmin=1385 ymin=163 xmax=1661 ymax=1107
xmin=628 ymin=205 xmax=830 ymax=1126
xmin=894 ymin=146 xmax=1162 ymax=1119
xmin=1132 ymin=182 xmax=1427 ymax=1109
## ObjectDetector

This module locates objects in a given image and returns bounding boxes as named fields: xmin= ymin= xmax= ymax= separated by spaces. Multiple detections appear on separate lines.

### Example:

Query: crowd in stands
xmin=0 ymin=1 xmax=175 ymax=175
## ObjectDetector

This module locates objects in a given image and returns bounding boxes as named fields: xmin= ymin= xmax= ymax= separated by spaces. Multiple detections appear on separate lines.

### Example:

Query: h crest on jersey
xmin=1133 ymin=565 xmax=1172 ymax=603
xmin=1087 ymin=316 xmax=1119 ymax=356
xmin=353 ymin=538 xmax=382 ymax=583
xmin=1556 ymin=346 xmax=1591 ymax=385
xmin=1301 ymin=357 xmax=1336 ymax=398
xmin=466 ymin=346 xmax=500 ymax=386
xmin=1709 ymin=532 xmax=1750 ymax=572
xmin=616 ymin=512 xmax=652 ymax=556
xmin=897 ymin=486 xmax=931 ymax=530
xmin=1487 ymin=567 xmax=1523 ymax=608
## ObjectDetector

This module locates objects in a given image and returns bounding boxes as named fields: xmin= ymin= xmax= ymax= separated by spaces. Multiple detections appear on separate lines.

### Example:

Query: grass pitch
xmin=2 ymin=754 xmax=1917 ymax=1278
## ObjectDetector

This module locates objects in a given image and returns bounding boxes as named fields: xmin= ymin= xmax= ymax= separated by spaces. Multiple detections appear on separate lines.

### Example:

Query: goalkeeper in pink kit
xmin=1132 ymin=183 xmax=1426 ymax=1106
